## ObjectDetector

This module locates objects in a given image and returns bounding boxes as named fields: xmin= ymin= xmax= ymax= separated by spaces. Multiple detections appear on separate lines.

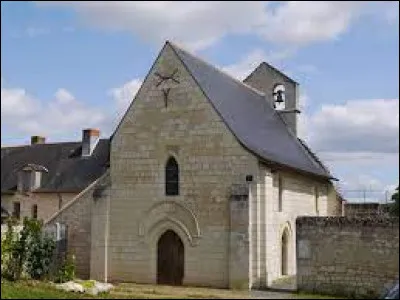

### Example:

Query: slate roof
xmin=2 ymin=41 xmax=334 ymax=193
xmin=1 ymin=139 xmax=110 ymax=193
xmin=169 ymin=42 xmax=334 ymax=180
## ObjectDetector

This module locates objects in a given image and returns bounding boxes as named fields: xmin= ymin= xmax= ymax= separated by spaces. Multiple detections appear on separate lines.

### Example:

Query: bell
xmin=275 ymin=90 xmax=284 ymax=104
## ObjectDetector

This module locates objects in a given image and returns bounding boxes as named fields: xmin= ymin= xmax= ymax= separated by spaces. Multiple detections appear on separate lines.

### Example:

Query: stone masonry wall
xmin=229 ymin=185 xmax=250 ymax=289
xmin=90 ymin=173 xmax=112 ymax=282
xmin=109 ymin=43 xmax=259 ymax=288
xmin=262 ymin=166 xmax=334 ymax=287
xmin=296 ymin=216 xmax=399 ymax=298
xmin=2 ymin=192 xmax=76 ymax=222
xmin=45 ymin=173 xmax=110 ymax=279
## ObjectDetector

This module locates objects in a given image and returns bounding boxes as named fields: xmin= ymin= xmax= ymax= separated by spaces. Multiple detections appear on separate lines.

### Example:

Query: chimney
xmin=31 ymin=136 xmax=46 ymax=145
xmin=82 ymin=128 xmax=100 ymax=157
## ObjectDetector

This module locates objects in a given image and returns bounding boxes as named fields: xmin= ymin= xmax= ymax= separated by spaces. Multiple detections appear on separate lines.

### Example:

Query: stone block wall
xmin=296 ymin=216 xmax=399 ymax=298
xmin=45 ymin=173 xmax=110 ymax=279
xmin=262 ymin=166 xmax=336 ymax=287
xmin=229 ymin=185 xmax=250 ymax=289
xmin=90 ymin=174 xmax=112 ymax=282
xmin=2 ymin=192 xmax=76 ymax=222
xmin=109 ymin=43 xmax=259 ymax=288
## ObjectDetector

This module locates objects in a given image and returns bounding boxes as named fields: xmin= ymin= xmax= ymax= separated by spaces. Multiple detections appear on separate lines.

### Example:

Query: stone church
xmin=1 ymin=41 xmax=341 ymax=289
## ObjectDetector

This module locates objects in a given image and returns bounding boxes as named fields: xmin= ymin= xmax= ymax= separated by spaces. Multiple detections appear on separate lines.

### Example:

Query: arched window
xmin=281 ymin=228 xmax=289 ymax=276
xmin=314 ymin=186 xmax=319 ymax=215
xmin=278 ymin=174 xmax=283 ymax=212
xmin=273 ymin=83 xmax=286 ymax=110
xmin=165 ymin=157 xmax=179 ymax=196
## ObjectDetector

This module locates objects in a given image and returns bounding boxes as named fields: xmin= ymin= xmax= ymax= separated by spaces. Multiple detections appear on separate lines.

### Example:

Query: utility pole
xmin=363 ymin=188 xmax=366 ymax=203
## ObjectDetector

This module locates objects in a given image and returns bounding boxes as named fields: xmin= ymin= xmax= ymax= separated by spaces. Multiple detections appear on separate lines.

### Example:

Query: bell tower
xmin=243 ymin=62 xmax=300 ymax=136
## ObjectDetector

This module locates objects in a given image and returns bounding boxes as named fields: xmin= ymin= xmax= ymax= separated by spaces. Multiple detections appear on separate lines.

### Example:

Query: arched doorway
xmin=281 ymin=228 xmax=289 ymax=276
xmin=157 ymin=230 xmax=184 ymax=285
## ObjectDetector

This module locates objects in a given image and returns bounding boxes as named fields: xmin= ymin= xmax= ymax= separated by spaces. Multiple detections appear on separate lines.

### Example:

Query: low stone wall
xmin=296 ymin=216 xmax=399 ymax=299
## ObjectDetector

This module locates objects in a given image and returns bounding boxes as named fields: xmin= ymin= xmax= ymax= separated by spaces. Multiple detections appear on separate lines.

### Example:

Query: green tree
xmin=390 ymin=186 xmax=399 ymax=216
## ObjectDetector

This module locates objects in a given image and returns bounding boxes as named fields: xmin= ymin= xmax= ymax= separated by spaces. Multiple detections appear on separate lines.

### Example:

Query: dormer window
xmin=17 ymin=164 xmax=48 ymax=193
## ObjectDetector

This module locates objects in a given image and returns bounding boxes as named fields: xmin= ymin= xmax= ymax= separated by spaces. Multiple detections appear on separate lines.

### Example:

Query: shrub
xmin=54 ymin=254 xmax=76 ymax=283
xmin=25 ymin=223 xmax=56 ymax=280
xmin=1 ymin=217 xmax=55 ymax=281
xmin=1 ymin=217 xmax=27 ymax=281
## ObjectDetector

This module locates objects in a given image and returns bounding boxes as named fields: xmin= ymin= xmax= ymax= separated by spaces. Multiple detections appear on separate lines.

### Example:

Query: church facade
xmin=2 ymin=41 xmax=341 ymax=289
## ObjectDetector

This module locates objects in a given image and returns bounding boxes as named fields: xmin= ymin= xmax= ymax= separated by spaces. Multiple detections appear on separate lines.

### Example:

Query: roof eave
xmin=257 ymin=157 xmax=337 ymax=182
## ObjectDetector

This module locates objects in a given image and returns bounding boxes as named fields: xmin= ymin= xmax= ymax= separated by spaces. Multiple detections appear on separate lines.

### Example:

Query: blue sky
xmin=1 ymin=1 xmax=399 ymax=201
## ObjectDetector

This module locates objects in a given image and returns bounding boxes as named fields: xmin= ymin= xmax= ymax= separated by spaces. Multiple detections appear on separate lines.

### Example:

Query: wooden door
xmin=157 ymin=230 xmax=184 ymax=285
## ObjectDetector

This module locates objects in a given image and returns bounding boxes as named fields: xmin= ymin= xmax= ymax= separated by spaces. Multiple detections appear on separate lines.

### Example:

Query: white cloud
xmin=37 ymin=1 xmax=267 ymax=51
xmin=335 ymin=173 xmax=398 ymax=203
xmin=1 ymin=81 xmax=107 ymax=139
xmin=307 ymin=99 xmax=399 ymax=153
xmin=54 ymin=88 xmax=75 ymax=104
xmin=109 ymin=78 xmax=142 ymax=115
xmin=299 ymin=97 xmax=399 ymax=202
xmin=298 ymin=90 xmax=309 ymax=110
xmin=261 ymin=1 xmax=364 ymax=45
xmin=1 ymin=82 xmax=38 ymax=118
xmin=297 ymin=91 xmax=309 ymax=139
xmin=222 ymin=49 xmax=267 ymax=80
xmin=36 ymin=1 xmax=381 ymax=50
xmin=221 ymin=48 xmax=295 ymax=80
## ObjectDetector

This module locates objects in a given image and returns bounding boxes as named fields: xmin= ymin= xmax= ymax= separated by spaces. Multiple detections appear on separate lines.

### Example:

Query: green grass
xmin=75 ymin=280 xmax=96 ymax=289
xmin=1 ymin=280 xmax=346 ymax=299
xmin=1 ymin=280 xmax=97 ymax=299
xmin=294 ymin=292 xmax=346 ymax=299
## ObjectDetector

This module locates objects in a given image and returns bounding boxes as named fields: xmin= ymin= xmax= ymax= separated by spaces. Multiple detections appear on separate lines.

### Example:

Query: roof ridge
xmin=243 ymin=61 xmax=298 ymax=85
xmin=1 ymin=141 xmax=80 ymax=149
xmin=167 ymin=41 xmax=267 ymax=98
xmin=1 ymin=138 xmax=109 ymax=149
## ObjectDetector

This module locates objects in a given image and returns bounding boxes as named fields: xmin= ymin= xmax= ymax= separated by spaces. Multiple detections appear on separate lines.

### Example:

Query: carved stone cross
xmin=154 ymin=68 xmax=180 ymax=108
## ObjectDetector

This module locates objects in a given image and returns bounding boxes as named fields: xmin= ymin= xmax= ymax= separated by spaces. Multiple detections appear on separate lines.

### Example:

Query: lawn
xmin=1 ymin=280 xmax=344 ymax=299
xmin=1 ymin=280 xmax=106 ymax=299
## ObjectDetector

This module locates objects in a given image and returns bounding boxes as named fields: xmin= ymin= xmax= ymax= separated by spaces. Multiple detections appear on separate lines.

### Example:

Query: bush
xmin=1 ymin=217 xmax=55 ymax=281
xmin=25 ymin=221 xmax=56 ymax=280
xmin=1 ymin=217 xmax=26 ymax=281
xmin=54 ymin=254 xmax=76 ymax=283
